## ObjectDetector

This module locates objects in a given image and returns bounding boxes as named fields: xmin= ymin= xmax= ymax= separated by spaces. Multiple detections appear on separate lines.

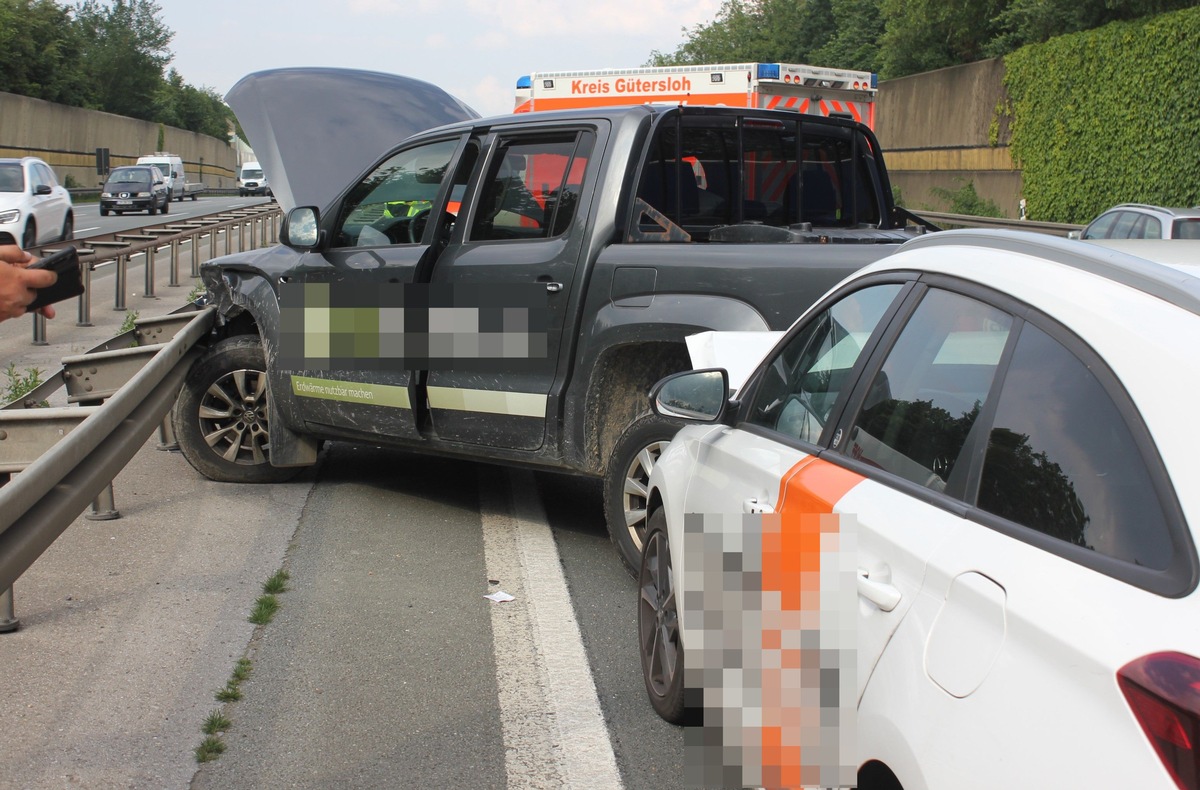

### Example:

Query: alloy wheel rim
xmin=197 ymin=367 xmax=271 ymax=465
xmin=621 ymin=440 xmax=671 ymax=552
xmin=638 ymin=529 xmax=678 ymax=696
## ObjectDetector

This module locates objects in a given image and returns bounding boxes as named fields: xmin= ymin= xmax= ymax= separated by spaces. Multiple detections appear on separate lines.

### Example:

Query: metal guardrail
xmin=914 ymin=211 xmax=1084 ymax=237
xmin=0 ymin=306 xmax=215 ymax=628
xmin=26 ymin=204 xmax=281 ymax=345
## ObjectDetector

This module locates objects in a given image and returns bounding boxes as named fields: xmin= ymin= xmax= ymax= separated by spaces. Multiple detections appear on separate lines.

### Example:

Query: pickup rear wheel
xmin=173 ymin=336 xmax=300 ymax=484
xmin=604 ymin=414 xmax=680 ymax=576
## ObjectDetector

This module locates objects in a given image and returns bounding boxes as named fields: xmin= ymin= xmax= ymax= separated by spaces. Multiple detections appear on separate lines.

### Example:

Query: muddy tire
xmin=173 ymin=336 xmax=300 ymax=484
xmin=603 ymin=413 xmax=680 ymax=576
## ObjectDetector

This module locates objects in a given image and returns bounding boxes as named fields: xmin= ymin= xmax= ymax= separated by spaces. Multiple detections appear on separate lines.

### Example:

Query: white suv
xmin=0 ymin=156 xmax=74 ymax=249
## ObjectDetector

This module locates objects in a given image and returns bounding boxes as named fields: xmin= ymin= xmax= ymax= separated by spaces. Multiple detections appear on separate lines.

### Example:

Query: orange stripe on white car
xmin=758 ymin=457 xmax=864 ymax=787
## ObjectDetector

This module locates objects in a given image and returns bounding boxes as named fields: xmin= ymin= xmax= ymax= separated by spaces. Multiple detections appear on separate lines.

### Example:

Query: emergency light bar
xmin=757 ymin=64 xmax=781 ymax=80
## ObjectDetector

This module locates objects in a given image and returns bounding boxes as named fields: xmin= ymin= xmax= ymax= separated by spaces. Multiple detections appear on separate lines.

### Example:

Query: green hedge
xmin=1004 ymin=7 xmax=1200 ymax=224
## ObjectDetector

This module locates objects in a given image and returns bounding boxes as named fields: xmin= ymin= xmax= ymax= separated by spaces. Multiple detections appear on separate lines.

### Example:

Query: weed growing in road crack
xmin=194 ymin=736 xmax=226 ymax=762
xmin=203 ymin=710 xmax=232 ymax=735
xmin=262 ymin=569 xmax=290 ymax=595
xmin=196 ymin=570 xmax=291 ymax=764
xmin=248 ymin=594 xmax=280 ymax=625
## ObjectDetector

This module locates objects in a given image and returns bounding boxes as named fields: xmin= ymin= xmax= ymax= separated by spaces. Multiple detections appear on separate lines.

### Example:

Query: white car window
xmin=746 ymin=283 xmax=902 ymax=444
xmin=977 ymin=322 xmax=1173 ymax=569
xmin=841 ymin=288 xmax=1012 ymax=493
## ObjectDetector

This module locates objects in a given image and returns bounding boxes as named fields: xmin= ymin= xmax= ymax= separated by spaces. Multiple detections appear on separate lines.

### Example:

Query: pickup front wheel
xmin=604 ymin=414 xmax=680 ymax=576
xmin=174 ymin=336 xmax=301 ymax=484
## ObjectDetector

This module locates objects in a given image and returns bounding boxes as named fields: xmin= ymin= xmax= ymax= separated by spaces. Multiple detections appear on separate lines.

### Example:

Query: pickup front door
xmin=422 ymin=125 xmax=603 ymax=450
xmin=280 ymin=134 xmax=471 ymax=443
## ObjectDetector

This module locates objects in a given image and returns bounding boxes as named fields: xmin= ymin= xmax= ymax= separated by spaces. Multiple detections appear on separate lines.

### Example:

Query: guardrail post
xmin=191 ymin=234 xmax=201 ymax=277
xmin=168 ymin=239 xmax=180 ymax=287
xmin=87 ymin=483 xmax=120 ymax=521
xmin=224 ymin=225 xmax=232 ymax=256
xmin=157 ymin=413 xmax=178 ymax=450
xmin=143 ymin=246 xmax=156 ymax=298
xmin=77 ymin=261 xmax=93 ymax=327
xmin=0 ymin=473 xmax=16 ymax=633
xmin=115 ymin=253 xmax=128 ymax=311
xmin=238 ymin=221 xmax=246 ymax=252
xmin=32 ymin=313 xmax=48 ymax=346
xmin=250 ymin=219 xmax=258 ymax=250
xmin=0 ymin=587 xmax=17 ymax=633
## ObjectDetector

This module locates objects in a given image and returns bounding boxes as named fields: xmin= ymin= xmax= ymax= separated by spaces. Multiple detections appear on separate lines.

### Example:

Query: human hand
xmin=0 ymin=245 xmax=58 ymax=320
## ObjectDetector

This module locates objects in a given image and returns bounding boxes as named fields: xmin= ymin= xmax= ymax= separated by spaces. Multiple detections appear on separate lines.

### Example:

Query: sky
xmin=156 ymin=0 xmax=724 ymax=119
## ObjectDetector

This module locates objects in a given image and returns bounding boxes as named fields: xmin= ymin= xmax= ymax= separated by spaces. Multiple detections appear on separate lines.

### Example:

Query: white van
xmin=136 ymin=153 xmax=185 ymax=201
xmin=238 ymin=161 xmax=271 ymax=197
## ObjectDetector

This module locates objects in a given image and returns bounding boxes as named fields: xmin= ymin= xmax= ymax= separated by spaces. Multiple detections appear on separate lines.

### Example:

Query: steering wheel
xmin=407 ymin=207 xmax=433 ymax=243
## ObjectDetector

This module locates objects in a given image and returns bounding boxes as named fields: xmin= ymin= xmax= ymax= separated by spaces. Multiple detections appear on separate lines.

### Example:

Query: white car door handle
xmin=743 ymin=497 xmax=774 ymax=514
xmin=857 ymin=570 xmax=901 ymax=612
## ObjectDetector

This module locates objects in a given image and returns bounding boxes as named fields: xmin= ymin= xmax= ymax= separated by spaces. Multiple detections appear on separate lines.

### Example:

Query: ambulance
xmin=515 ymin=62 xmax=878 ymax=128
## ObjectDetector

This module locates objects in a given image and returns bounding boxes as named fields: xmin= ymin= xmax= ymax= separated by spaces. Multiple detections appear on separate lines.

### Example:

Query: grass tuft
xmin=194 ymin=735 xmax=226 ymax=762
xmin=231 ymin=658 xmax=252 ymax=683
xmin=202 ymin=710 xmax=232 ymax=735
xmin=248 ymin=594 xmax=280 ymax=625
xmin=215 ymin=682 xmax=241 ymax=703
xmin=262 ymin=569 xmax=290 ymax=595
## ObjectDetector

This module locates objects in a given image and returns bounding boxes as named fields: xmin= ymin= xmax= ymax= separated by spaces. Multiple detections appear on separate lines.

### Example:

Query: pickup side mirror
xmin=282 ymin=206 xmax=323 ymax=249
xmin=650 ymin=369 xmax=731 ymax=423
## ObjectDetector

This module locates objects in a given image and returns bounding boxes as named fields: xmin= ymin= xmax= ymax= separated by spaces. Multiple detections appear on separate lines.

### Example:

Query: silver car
xmin=1078 ymin=203 xmax=1200 ymax=240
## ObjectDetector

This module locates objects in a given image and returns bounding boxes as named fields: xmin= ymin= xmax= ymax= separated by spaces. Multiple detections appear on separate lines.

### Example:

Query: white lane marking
xmin=481 ymin=467 xmax=624 ymax=790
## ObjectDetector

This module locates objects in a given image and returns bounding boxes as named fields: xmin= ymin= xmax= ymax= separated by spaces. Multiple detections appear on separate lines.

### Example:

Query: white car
xmin=0 ymin=156 xmax=74 ymax=249
xmin=639 ymin=229 xmax=1200 ymax=789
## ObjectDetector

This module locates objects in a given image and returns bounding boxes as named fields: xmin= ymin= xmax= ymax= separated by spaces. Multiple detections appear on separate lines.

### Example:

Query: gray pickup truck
xmin=174 ymin=68 xmax=933 ymax=572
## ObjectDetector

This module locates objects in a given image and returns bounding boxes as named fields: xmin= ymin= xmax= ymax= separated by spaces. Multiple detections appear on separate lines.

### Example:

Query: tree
xmin=812 ymin=0 xmax=886 ymax=72
xmin=646 ymin=0 xmax=883 ymax=71
xmin=877 ymin=0 xmax=1004 ymax=77
xmin=986 ymin=0 xmax=1198 ymax=55
xmin=0 ymin=0 xmax=87 ymax=105
xmin=73 ymin=0 xmax=173 ymax=120
xmin=647 ymin=0 xmax=761 ymax=65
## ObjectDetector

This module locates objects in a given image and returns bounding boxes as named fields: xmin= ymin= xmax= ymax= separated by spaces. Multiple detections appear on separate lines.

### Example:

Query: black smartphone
xmin=26 ymin=245 xmax=85 ymax=311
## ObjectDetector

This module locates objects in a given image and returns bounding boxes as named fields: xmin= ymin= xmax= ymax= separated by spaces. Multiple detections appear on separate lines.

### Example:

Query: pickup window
xmin=334 ymin=138 xmax=460 ymax=247
xmin=470 ymin=131 xmax=594 ymax=242
xmin=632 ymin=113 xmax=882 ymax=241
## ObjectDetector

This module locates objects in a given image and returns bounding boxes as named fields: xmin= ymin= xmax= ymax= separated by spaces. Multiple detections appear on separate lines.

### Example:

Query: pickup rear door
xmin=420 ymin=122 xmax=606 ymax=451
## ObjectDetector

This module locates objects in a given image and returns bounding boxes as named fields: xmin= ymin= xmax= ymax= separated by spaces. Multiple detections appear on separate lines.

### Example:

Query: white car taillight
xmin=1118 ymin=652 xmax=1200 ymax=789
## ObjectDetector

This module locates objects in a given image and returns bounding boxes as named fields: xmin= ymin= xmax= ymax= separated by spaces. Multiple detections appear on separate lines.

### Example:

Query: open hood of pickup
xmin=225 ymin=67 xmax=479 ymax=214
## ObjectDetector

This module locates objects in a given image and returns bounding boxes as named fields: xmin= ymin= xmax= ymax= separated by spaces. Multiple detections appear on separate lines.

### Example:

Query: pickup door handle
xmin=544 ymin=282 xmax=563 ymax=293
xmin=857 ymin=569 xmax=901 ymax=612
xmin=743 ymin=497 xmax=774 ymax=515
